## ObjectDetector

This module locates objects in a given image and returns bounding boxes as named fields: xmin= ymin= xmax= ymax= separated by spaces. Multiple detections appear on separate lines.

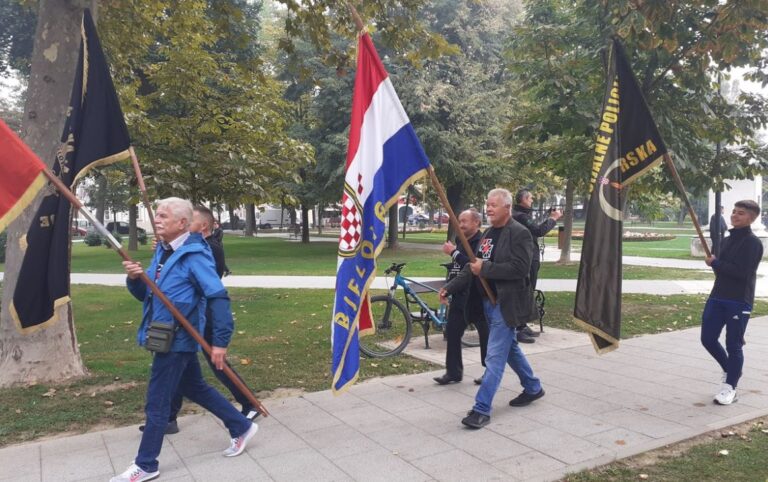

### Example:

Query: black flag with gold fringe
xmin=574 ymin=38 xmax=668 ymax=353
xmin=11 ymin=8 xmax=131 ymax=332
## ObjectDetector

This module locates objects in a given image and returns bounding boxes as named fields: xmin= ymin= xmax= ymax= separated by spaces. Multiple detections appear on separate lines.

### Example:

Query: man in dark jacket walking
xmin=702 ymin=200 xmax=763 ymax=405
xmin=440 ymin=188 xmax=544 ymax=429
xmin=433 ymin=208 xmax=488 ymax=385
xmin=512 ymin=189 xmax=562 ymax=343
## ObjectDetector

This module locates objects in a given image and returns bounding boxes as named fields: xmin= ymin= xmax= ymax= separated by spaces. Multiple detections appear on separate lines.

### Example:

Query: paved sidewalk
xmin=2 ymin=318 xmax=767 ymax=482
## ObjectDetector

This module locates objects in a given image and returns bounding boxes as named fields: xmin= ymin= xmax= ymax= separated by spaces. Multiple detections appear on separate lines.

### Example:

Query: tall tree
xmin=505 ymin=0 xmax=768 ymax=262
xmin=0 ymin=0 xmax=87 ymax=387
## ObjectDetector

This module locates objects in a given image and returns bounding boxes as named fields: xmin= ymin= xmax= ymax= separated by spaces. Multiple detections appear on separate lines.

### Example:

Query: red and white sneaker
xmin=222 ymin=422 xmax=258 ymax=457
xmin=110 ymin=463 xmax=159 ymax=482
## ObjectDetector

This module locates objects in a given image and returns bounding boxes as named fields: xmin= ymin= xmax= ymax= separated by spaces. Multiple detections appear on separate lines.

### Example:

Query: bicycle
xmin=359 ymin=262 xmax=481 ymax=358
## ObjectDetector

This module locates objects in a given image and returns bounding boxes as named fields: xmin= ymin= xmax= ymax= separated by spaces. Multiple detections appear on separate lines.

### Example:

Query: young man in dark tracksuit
xmin=702 ymin=200 xmax=763 ymax=405
xmin=512 ymin=189 xmax=562 ymax=342
xmin=433 ymin=209 xmax=489 ymax=386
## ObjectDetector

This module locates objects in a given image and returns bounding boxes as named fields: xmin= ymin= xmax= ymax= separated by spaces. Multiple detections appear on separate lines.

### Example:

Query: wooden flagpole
xmin=128 ymin=146 xmax=157 ymax=238
xmin=42 ymin=167 xmax=269 ymax=417
xmin=345 ymin=3 xmax=496 ymax=303
xmin=663 ymin=153 xmax=712 ymax=258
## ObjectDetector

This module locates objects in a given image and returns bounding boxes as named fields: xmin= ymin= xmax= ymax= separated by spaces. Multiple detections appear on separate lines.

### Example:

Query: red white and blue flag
xmin=331 ymin=33 xmax=431 ymax=393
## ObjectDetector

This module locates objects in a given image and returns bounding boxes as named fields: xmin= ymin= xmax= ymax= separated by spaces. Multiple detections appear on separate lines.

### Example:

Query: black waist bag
xmin=145 ymin=321 xmax=176 ymax=353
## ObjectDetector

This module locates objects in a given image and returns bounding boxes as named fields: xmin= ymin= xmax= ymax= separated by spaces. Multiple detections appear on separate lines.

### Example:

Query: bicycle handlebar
xmin=385 ymin=262 xmax=406 ymax=275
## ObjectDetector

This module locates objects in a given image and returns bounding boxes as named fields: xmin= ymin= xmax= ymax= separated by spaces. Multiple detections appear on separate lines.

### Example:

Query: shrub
xmin=138 ymin=230 xmax=148 ymax=245
xmin=84 ymin=231 xmax=102 ymax=246
xmin=104 ymin=231 xmax=122 ymax=248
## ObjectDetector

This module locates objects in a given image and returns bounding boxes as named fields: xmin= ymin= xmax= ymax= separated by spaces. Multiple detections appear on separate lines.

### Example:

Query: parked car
xmin=105 ymin=221 xmax=146 ymax=236
xmin=71 ymin=224 xmax=87 ymax=236
xmin=433 ymin=213 xmax=449 ymax=224
xmin=408 ymin=214 xmax=429 ymax=225
xmin=221 ymin=219 xmax=245 ymax=230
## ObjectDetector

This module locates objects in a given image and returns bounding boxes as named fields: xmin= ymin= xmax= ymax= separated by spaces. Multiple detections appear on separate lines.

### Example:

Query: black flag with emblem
xmin=574 ymin=38 xmax=668 ymax=353
xmin=11 ymin=8 xmax=131 ymax=332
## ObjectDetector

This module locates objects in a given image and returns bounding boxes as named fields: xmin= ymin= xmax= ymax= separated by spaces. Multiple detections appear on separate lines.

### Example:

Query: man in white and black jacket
xmin=512 ymin=189 xmax=562 ymax=343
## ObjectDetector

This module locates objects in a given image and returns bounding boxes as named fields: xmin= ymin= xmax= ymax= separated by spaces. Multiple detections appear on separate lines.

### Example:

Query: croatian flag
xmin=331 ymin=33 xmax=431 ymax=393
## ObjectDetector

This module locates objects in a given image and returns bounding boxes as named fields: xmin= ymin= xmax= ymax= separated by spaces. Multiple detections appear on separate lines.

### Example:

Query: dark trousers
xmin=445 ymin=299 xmax=489 ymax=379
xmin=516 ymin=259 xmax=541 ymax=332
xmin=701 ymin=298 xmax=751 ymax=388
xmin=169 ymin=323 xmax=252 ymax=421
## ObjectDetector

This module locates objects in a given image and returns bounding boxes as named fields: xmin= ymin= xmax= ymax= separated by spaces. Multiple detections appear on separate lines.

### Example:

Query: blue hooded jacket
xmin=126 ymin=232 xmax=234 ymax=352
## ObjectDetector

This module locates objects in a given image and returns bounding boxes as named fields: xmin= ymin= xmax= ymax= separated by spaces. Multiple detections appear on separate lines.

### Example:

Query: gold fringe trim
xmin=0 ymin=173 xmax=46 ymax=233
xmin=72 ymin=149 xmax=131 ymax=187
xmin=10 ymin=295 xmax=71 ymax=335
xmin=573 ymin=316 xmax=619 ymax=354
xmin=620 ymin=155 xmax=663 ymax=187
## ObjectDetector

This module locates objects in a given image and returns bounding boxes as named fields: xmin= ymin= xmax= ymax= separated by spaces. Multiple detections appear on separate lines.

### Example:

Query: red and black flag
xmin=574 ymin=38 xmax=668 ymax=353
xmin=11 ymin=8 xmax=131 ymax=332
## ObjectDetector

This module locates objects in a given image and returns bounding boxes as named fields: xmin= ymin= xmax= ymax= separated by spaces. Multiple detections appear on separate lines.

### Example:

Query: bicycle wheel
xmin=461 ymin=322 xmax=481 ymax=348
xmin=359 ymin=295 xmax=413 ymax=358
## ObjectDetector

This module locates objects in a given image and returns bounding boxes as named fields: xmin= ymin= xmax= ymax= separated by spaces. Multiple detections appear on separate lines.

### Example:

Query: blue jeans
xmin=473 ymin=300 xmax=541 ymax=416
xmin=136 ymin=351 xmax=252 ymax=473
xmin=701 ymin=298 xmax=751 ymax=388
xmin=169 ymin=322 xmax=252 ymax=421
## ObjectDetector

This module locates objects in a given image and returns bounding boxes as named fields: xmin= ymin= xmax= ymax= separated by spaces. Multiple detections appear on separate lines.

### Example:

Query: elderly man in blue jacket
xmin=112 ymin=197 xmax=257 ymax=482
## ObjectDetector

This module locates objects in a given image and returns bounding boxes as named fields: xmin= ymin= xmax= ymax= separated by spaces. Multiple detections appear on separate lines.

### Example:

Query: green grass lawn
xmin=564 ymin=418 xmax=768 ymax=481
xmin=0 ymin=236 xmax=716 ymax=279
xmin=0 ymin=285 xmax=439 ymax=447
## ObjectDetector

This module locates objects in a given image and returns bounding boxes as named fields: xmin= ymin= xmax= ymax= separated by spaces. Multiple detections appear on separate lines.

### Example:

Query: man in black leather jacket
xmin=512 ymin=189 xmax=561 ymax=343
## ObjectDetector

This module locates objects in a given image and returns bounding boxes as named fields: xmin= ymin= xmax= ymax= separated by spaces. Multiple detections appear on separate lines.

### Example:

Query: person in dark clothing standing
xmin=512 ymin=189 xmax=562 ymax=343
xmin=702 ymin=200 xmax=763 ymax=405
xmin=433 ymin=208 xmax=489 ymax=386
xmin=211 ymin=220 xmax=231 ymax=276
xmin=709 ymin=205 xmax=728 ymax=255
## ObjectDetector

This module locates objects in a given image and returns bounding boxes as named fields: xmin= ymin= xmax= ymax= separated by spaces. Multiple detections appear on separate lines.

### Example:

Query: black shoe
xmin=509 ymin=389 xmax=545 ymax=407
xmin=521 ymin=325 xmax=540 ymax=338
xmin=474 ymin=377 xmax=483 ymax=385
xmin=433 ymin=374 xmax=462 ymax=385
xmin=138 ymin=419 xmax=179 ymax=434
xmin=461 ymin=410 xmax=490 ymax=429
xmin=517 ymin=331 xmax=536 ymax=343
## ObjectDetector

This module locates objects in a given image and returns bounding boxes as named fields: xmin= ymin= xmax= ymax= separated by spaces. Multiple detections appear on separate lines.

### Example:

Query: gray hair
xmin=461 ymin=208 xmax=482 ymax=224
xmin=157 ymin=197 xmax=193 ymax=227
xmin=487 ymin=188 xmax=513 ymax=207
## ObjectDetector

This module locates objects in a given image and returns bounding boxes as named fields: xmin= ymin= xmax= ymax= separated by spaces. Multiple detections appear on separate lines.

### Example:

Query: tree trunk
xmin=315 ymin=205 xmax=322 ymax=235
xmin=0 ymin=0 xmax=88 ymax=387
xmin=387 ymin=204 xmax=398 ymax=249
xmin=244 ymin=203 xmax=256 ymax=236
xmin=558 ymin=178 xmax=575 ymax=264
xmin=445 ymin=183 xmax=464 ymax=242
xmin=95 ymin=172 xmax=107 ymax=224
xmin=301 ymin=204 xmax=310 ymax=243
xmin=227 ymin=204 xmax=236 ymax=229
xmin=128 ymin=204 xmax=138 ymax=251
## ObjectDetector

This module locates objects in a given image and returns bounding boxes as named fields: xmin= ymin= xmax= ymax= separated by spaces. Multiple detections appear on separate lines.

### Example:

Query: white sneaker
xmin=110 ymin=463 xmax=159 ymax=482
xmin=222 ymin=422 xmax=258 ymax=457
xmin=714 ymin=384 xmax=738 ymax=405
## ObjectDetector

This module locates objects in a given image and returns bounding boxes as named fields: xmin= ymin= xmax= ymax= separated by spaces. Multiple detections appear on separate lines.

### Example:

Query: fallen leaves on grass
xmin=42 ymin=388 xmax=56 ymax=398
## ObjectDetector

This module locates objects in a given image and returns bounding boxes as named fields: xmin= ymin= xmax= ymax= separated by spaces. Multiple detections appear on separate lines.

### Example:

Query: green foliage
xmin=505 ymin=0 xmax=768 ymax=203
xmin=99 ymin=0 xmax=312 ymax=206
xmin=0 ymin=0 xmax=36 ymax=76
xmin=83 ymin=231 xmax=102 ymax=247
